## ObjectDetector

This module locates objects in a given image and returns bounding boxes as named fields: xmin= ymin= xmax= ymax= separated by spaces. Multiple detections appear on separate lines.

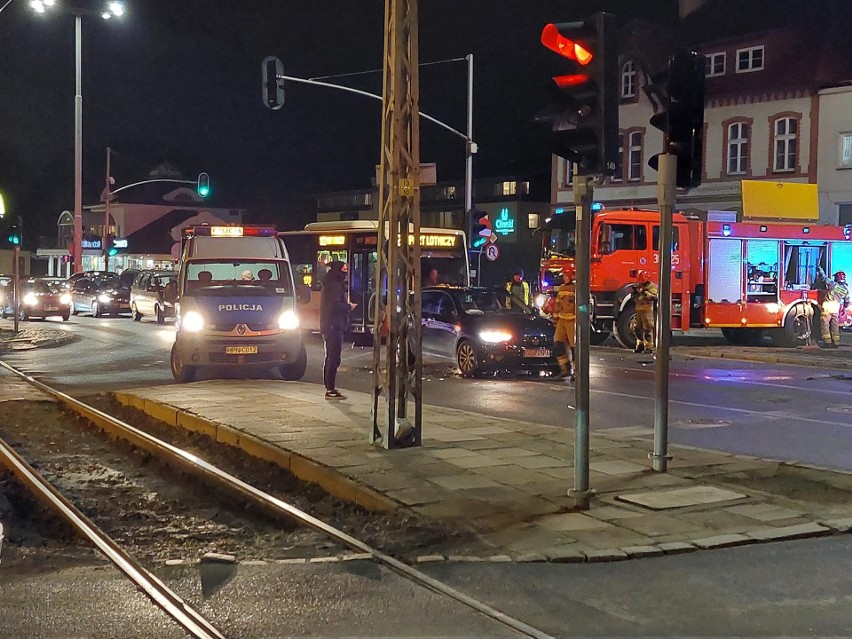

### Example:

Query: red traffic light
xmin=553 ymin=74 xmax=591 ymax=88
xmin=541 ymin=23 xmax=593 ymax=65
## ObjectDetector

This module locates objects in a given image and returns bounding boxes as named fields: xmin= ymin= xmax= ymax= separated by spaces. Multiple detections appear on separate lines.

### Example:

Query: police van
xmin=170 ymin=225 xmax=310 ymax=382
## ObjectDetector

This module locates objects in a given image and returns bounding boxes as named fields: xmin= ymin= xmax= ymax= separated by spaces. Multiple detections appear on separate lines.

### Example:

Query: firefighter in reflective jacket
xmin=816 ymin=267 xmax=849 ymax=349
xmin=551 ymin=271 xmax=576 ymax=380
xmin=630 ymin=270 xmax=658 ymax=353
xmin=505 ymin=269 xmax=532 ymax=307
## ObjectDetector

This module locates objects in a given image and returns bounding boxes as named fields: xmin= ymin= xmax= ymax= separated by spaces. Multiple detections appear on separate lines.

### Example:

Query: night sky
xmin=1 ymin=1 xmax=683 ymax=245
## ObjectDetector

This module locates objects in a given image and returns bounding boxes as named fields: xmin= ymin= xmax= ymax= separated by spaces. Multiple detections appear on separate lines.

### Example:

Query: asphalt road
xmin=2 ymin=537 xmax=850 ymax=638
xmin=3 ymin=314 xmax=852 ymax=471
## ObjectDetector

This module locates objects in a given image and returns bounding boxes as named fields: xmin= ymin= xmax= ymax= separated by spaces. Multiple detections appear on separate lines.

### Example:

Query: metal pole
xmin=73 ymin=13 xmax=83 ymax=274
xmin=569 ymin=171 xmax=593 ymax=510
xmin=651 ymin=152 xmax=677 ymax=472
xmin=464 ymin=53 xmax=474 ymax=213
xmin=103 ymin=147 xmax=111 ymax=270
xmin=12 ymin=244 xmax=19 ymax=334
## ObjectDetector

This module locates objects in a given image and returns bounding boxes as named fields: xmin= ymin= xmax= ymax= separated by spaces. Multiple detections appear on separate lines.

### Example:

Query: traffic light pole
xmin=12 ymin=243 xmax=19 ymax=334
xmin=103 ymin=147 xmax=111 ymax=270
xmin=651 ymin=152 xmax=676 ymax=472
xmin=569 ymin=172 xmax=594 ymax=510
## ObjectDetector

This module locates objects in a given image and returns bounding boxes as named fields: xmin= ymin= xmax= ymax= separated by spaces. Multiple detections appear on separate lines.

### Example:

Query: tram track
xmin=0 ymin=361 xmax=556 ymax=639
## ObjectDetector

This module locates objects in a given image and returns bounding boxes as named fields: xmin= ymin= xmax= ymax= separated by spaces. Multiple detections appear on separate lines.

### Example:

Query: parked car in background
xmin=0 ymin=276 xmax=11 ymax=314
xmin=14 ymin=278 xmax=72 ymax=321
xmin=130 ymin=270 xmax=178 ymax=324
xmin=421 ymin=286 xmax=560 ymax=378
xmin=70 ymin=275 xmax=131 ymax=317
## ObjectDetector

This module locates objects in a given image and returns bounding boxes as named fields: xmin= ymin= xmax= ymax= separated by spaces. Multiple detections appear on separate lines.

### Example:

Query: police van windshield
xmin=183 ymin=260 xmax=292 ymax=295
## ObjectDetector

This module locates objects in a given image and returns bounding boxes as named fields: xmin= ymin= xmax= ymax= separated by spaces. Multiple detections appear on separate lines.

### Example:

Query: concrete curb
xmin=0 ymin=329 xmax=75 ymax=352
xmin=674 ymin=348 xmax=852 ymax=370
xmin=113 ymin=391 xmax=400 ymax=513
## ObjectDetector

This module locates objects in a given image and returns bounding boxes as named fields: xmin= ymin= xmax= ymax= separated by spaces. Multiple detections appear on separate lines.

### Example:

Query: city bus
xmin=281 ymin=221 xmax=469 ymax=337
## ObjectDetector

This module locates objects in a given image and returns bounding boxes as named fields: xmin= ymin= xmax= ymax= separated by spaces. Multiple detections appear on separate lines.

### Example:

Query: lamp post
xmin=29 ymin=0 xmax=126 ymax=274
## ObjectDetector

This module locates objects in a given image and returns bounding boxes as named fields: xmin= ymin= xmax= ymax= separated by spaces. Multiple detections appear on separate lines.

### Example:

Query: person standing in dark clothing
xmin=320 ymin=260 xmax=350 ymax=399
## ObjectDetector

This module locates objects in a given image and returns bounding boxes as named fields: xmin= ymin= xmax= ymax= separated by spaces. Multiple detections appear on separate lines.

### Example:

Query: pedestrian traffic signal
xmin=538 ymin=12 xmax=618 ymax=176
xmin=108 ymin=238 xmax=118 ymax=256
xmin=7 ymin=224 xmax=20 ymax=246
xmin=262 ymin=56 xmax=286 ymax=111
xmin=107 ymin=237 xmax=127 ymax=256
xmin=469 ymin=209 xmax=494 ymax=249
xmin=197 ymin=172 xmax=211 ymax=198
xmin=648 ymin=50 xmax=705 ymax=188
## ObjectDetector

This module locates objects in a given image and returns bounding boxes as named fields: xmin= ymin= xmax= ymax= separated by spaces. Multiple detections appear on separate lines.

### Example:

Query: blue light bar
xmin=591 ymin=202 xmax=604 ymax=212
xmin=722 ymin=224 xmax=732 ymax=237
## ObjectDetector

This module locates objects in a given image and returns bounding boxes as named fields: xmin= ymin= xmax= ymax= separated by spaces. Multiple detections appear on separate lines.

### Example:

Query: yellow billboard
xmin=741 ymin=180 xmax=818 ymax=220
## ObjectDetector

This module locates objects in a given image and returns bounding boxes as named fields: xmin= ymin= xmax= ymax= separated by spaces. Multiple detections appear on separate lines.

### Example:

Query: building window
xmin=628 ymin=131 xmax=642 ymax=181
xmin=611 ymin=133 xmax=624 ymax=182
xmin=621 ymin=60 xmax=636 ymax=98
xmin=705 ymin=52 xmax=726 ymax=77
xmin=727 ymin=122 xmax=749 ymax=174
xmin=528 ymin=213 xmax=540 ymax=229
xmin=501 ymin=181 xmax=517 ymax=196
xmin=839 ymin=133 xmax=852 ymax=168
xmin=736 ymin=46 xmax=764 ymax=73
xmin=562 ymin=159 xmax=574 ymax=187
xmin=773 ymin=116 xmax=798 ymax=172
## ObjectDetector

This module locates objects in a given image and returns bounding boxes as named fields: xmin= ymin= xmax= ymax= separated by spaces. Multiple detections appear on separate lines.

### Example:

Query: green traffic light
xmin=8 ymin=235 xmax=20 ymax=245
xmin=198 ymin=185 xmax=210 ymax=197
xmin=108 ymin=247 xmax=118 ymax=256
xmin=473 ymin=237 xmax=486 ymax=248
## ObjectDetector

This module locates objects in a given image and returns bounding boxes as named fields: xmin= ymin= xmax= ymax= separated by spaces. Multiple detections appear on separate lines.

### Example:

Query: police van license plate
xmin=225 ymin=346 xmax=258 ymax=355
xmin=523 ymin=347 xmax=551 ymax=358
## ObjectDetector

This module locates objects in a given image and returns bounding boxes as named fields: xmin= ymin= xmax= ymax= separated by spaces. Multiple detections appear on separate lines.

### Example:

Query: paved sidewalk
xmin=115 ymin=380 xmax=852 ymax=562
xmin=674 ymin=342 xmax=852 ymax=369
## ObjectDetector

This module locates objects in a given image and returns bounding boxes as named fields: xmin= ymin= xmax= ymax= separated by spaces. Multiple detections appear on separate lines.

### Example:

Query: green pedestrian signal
xmin=197 ymin=172 xmax=211 ymax=198
xmin=7 ymin=224 xmax=20 ymax=246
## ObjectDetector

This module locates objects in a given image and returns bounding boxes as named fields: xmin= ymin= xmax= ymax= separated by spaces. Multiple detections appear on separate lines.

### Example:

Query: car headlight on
xmin=535 ymin=293 xmax=548 ymax=308
xmin=278 ymin=309 xmax=300 ymax=330
xmin=97 ymin=293 xmax=113 ymax=304
xmin=60 ymin=293 xmax=72 ymax=305
xmin=478 ymin=329 xmax=513 ymax=343
xmin=181 ymin=310 xmax=205 ymax=332
xmin=23 ymin=292 xmax=38 ymax=306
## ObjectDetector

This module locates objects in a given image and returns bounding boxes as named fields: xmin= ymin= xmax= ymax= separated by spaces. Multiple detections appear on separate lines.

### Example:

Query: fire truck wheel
xmin=773 ymin=302 xmax=816 ymax=347
xmin=615 ymin=304 xmax=638 ymax=350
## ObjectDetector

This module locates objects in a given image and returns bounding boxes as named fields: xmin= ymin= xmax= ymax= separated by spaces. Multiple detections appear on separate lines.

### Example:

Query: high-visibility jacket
xmin=505 ymin=280 xmax=531 ymax=305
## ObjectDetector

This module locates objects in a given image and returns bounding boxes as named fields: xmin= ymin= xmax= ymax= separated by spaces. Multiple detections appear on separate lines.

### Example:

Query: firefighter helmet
xmin=637 ymin=270 xmax=650 ymax=283
xmin=834 ymin=271 xmax=847 ymax=283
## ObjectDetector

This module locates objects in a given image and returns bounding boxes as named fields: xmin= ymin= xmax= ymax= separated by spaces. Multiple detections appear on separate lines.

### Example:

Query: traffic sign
xmin=484 ymin=243 xmax=500 ymax=262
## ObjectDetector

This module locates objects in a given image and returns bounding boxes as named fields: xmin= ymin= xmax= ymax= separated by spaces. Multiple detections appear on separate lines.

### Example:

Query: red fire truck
xmin=538 ymin=208 xmax=852 ymax=348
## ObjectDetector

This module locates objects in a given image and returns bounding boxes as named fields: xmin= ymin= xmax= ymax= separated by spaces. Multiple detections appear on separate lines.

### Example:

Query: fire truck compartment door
xmin=707 ymin=239 xmax=743 ymax=303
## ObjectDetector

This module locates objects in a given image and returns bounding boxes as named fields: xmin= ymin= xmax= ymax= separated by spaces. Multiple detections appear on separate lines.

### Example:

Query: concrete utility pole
xmin=371 ymin=0 xmax=422 ymax=449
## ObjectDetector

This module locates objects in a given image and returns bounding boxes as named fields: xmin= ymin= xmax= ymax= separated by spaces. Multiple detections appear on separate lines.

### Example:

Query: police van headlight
xmin=181 ymin=310 xmax=205 ymax=332
xmin=278 ymin=309 xmax=300 ymax=330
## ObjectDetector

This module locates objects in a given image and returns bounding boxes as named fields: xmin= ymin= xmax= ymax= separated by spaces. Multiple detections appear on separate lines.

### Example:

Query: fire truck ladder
xmin=371 ymin=0 xmax=423 ymax=449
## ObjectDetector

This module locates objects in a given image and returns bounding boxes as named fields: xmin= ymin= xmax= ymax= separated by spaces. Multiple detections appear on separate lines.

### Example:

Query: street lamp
xmin=29 ymin=0 xmax=126 ymax=274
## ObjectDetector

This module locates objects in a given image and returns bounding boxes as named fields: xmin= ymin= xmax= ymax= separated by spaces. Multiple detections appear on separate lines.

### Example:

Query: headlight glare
xmin=181 ymin=310 xmax=205 ymax=332
xmin=535 ymin=294 xmax=547 ymax=308
xmin=97 ymin=294 xmax=112 ymax=304
xmin=60 ymin=293 xmax=72 ymax=305
xmin=478 ymin=329 xmax=513 ymax=343
xmin=278 ymin=309 xmax=300 ymax=330
xmin=23 ymin=292 xmax=38 ymax=306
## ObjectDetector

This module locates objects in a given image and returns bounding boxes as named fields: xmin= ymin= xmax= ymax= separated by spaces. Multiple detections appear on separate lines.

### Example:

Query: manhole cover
xmin=616 ymin=486 xmax=747 ymax=510
xmin=826 ymin=405 xmax=852 ymax=414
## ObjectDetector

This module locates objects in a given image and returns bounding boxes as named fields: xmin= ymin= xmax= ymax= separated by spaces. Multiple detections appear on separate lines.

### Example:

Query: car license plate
xmin=45 ymin=306 xmax=58 ymax=311
xmin=524 ymin=348 xmax=551 ymax=358
xmin=225 ymin=346 xmax=258 ymax=355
